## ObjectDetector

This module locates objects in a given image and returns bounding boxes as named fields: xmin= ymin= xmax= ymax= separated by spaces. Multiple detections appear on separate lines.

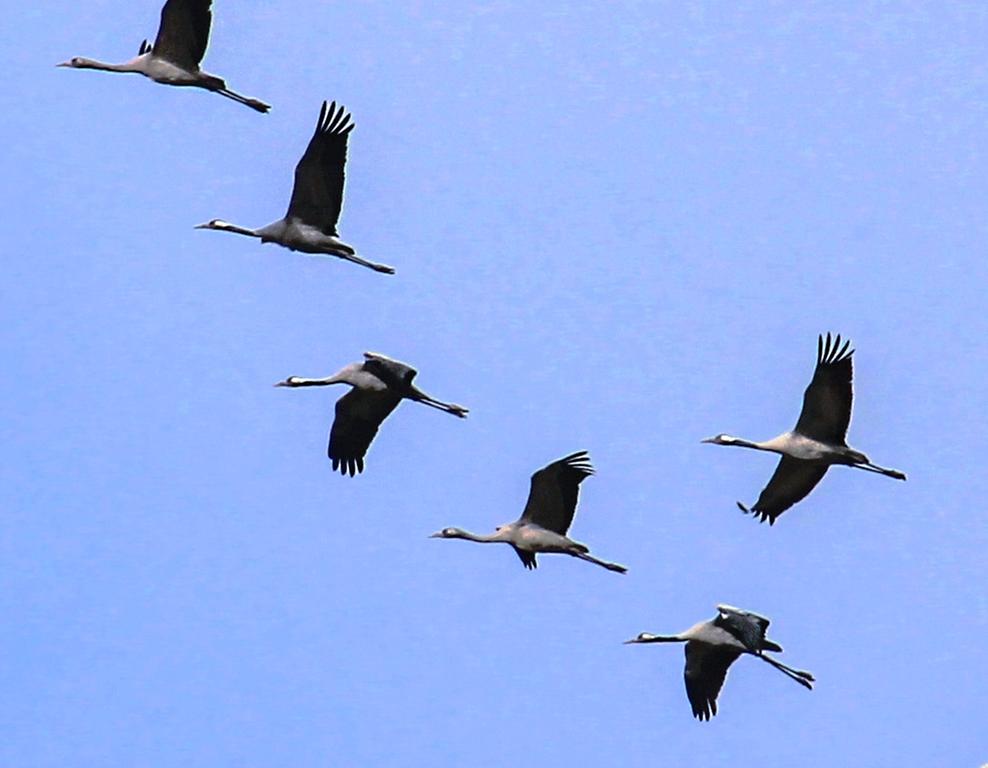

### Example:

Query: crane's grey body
xmin=58 ymin=0 xmax=270 ymax=113
xmin=625 ymin=605 xmax=814 ymax=720
xmin=431 ymin=451 xmax=627 ymax=574
xmin=196 ymin=101 xmax=394 ymax=274
xmin=254 ymin=221 xmax=354 ymax=256
xmin=275 ymin=352 xmax=467 ymax=476
xmin=743 ymin=432 xmax=858 ymax=462
xmin=703 ymin=333 xmax=906 ymax=524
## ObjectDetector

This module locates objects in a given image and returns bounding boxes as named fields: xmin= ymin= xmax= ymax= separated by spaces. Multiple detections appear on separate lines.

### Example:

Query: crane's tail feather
xmin=574 ymin=552 xmax=627 ymax=574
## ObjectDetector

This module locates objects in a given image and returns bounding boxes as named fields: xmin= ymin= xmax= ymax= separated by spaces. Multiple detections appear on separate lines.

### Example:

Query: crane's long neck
xmin=456 ymin=529 xmax=508 ymax=543
xmin=208 ymin=221 xmax=262 ymax=238
xmin=730 ymin=437 xmax=777 ymax=452
xmin=72 ymin=57 xmax=143 ymax=73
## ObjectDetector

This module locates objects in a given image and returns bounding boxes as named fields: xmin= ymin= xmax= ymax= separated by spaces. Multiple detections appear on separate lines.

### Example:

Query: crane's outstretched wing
xmin=794 ymin=333 xmax=854 ymax=444
xmin=519 ymin=451 xmax=594 ymax=535
xmin=361 ymin=352 xmax=418 ymax=391
xmin=739 ymin=456 xmax=828 ymax=524
xmin=684 ymin=643 xmax=741 ymax=721
xmin=153 ymin=0 xmax=212 ymax=69
xmin=287 ymin=101 xmax=354 ymax=235
xmin=715 ymin=606 xmax=781 ymax=653
xmin=328 ymin=388 xmax=401 ymax=476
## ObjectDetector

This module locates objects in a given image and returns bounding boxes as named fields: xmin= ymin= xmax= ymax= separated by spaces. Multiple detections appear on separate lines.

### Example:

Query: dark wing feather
xmin=684 ymin=643 xmax=741 ymax=721
xmin=513 ymin=547 xmax=538 ymax=570
xmin=327 ymin=388 xmax=401 ymax=476
xmin=741 ymin=456 xmax=828 ymax=525
xmin=361 ymin=353 xmax=418 ymax=391
xmin=153 ymin=0 xmax=211 ymax=69
xmin=715 ymin=606 xmax=771 ymax=654
xmin=794 ymin=332 xmax=854 ymax=443
xmin=519 ymin=451 xmax=594 ymax=535
xmin=286 ymin=101 xmax=354 ymax=235
xmin=761 ymin=637 xmax=783 ymax=653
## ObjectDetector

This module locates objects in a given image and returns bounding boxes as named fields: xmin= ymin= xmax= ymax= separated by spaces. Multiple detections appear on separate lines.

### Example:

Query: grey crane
xmin=625 ymin=604 xmax=814 ymax=721
xmin=703 ymin=333 xmax=906 ymax=524
xmin=57 ymin=0 xmax=269 ymax=113
xmin=274 ymin=352 xmax=467 ymax=476
xmin=195 ymin=100 xmax=394 ymax=274
xmin=430 ymin=451 xmax=627 ymax=573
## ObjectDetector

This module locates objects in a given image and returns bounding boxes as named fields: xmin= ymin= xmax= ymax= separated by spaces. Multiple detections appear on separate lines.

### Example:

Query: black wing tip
xmin=817 ymin=332 xmax=854 ymax=365
xmin=331 ymin=456 xmax=365 ymax=476
xmin=560 ymin=450 xmax=595 ymax=476
xmin=737 ymin=501 xmax=778 ymax=525
xmin=317 ymin=99 xmax=355 ymax=136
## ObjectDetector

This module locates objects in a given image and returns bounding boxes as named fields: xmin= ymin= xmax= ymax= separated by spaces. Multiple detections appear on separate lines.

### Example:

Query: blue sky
xmin=3 ymin=1 xmax=988 ymax=765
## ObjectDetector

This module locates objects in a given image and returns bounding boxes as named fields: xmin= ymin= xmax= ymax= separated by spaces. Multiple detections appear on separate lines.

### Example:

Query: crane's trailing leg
xmin=574 ymin=552 xmax=628 ymax=573
xmin=759 ymin=653 xmax=815 ymax=689
xmin=333 ymin=251 xmax=396 ymax=274
xmin=215 ymin=87 xmax=271 ymax=113
xmin=408 ymin=386 xmax=469 ymax=417
xmin=852 ymin=462 xmax=906 ymax=480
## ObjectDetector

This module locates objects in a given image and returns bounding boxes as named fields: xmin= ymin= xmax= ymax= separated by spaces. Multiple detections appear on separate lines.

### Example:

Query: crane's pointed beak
xmin=428 ymin=531 xmax=443 ymax=538
xmin=193 ymin=222 xmax=212 ymax=229
xmin=623 ymin=637 xmax=642 ymax=644
xmin=56 ymin=61 xmax=71 ymax=67
xmin=700 ymin=436 xmax=717 ymax=444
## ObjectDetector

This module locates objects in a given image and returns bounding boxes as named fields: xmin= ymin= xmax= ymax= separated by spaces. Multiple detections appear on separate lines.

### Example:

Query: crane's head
xmin=57 ymin=57 xmax=95 ymax=69
xmin=194 ymin=219 xmax=261 ymax=238
xmin=429 ymin=527 xmax=465 ymax=539
xmin=194 ymin=219 xmax=229 ymax=231
xmin=274 ymin=377 xmax=303 ymax=388
xmin=701 ymin=434 xmax=741 ymax=446
xmin=624 ymin=632 xmax=661 ymax=644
